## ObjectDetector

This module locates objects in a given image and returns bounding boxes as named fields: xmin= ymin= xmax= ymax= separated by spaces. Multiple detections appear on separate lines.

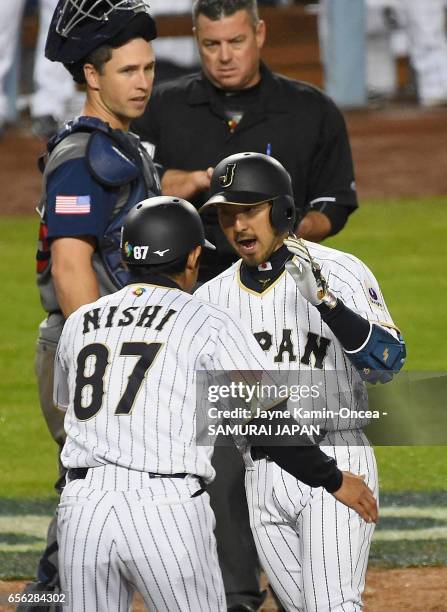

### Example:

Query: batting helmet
xmin=121 ymin=196 xmax=216 ymax=266
xmin=201 ymin=152 xmax=297 ymax=233
xmin=46 ymin=0 xmax=156 ymax=82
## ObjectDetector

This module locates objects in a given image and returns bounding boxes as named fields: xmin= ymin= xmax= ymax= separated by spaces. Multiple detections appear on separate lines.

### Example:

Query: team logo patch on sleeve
xmin=132 ymin=287 xmax=146 ymax=297
xmin=55 ymin=195 xmax=91 ymax=215
xmin=367 ymin=286 xmax=383 ymax=308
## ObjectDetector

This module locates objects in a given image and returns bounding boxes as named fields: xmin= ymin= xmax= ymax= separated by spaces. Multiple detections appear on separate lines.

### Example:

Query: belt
xmin=67 ymin=468 xmax=206 ymax=497
xmin=67 ymin=468 xmax=89 ymax=481
xmin=67 ymin=468 xmax=193 ymax=481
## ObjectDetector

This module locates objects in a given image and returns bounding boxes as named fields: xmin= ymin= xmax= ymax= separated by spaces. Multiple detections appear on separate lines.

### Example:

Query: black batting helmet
xmin=201 ymin=152 xmax=297 ymax=233
xmin=121 ymin=196 xmax=215 ymax=266
xmin=46 ymin=0 xmax=157 ymax=83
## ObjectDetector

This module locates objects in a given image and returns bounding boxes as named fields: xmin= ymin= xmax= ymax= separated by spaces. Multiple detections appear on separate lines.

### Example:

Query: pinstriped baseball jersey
xmin=55 ymin=280 xmax=270 ymax=483
xmin=196 ymin=240 xmax=397 ymax=368
xmin=195 ymin=240 xmax=394 ymax=612
xmin=195 ymin=240 xmax=398 ymax=431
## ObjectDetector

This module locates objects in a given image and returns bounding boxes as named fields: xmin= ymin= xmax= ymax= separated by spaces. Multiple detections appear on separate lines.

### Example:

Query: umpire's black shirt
xmin=132 ymin=63 xmax=358 ymax=282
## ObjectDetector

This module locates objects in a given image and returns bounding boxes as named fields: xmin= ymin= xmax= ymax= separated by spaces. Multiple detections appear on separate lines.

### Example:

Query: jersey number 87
xmin=73 ymin=342 xmax=163 ymax=420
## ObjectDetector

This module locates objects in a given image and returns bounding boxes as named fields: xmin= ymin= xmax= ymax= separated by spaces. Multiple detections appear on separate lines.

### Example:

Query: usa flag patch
xmin=55 ymin=195 xmax=91 ymax=215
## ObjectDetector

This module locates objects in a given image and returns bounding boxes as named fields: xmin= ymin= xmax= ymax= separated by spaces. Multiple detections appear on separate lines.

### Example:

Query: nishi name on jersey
xmin=81 ymin=303 xmax=177 ymax=334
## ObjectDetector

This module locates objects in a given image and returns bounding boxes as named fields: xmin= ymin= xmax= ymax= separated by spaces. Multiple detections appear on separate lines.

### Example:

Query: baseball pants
xmin=245 ymin=436 xmax=378 ymax=612
xmin=208 ymin=444 xmax=265 ymax=610
xmin=58 ymin=465 xmax=226 ymax=612
xmin=403 ymin=0 xmax=447 ymax=105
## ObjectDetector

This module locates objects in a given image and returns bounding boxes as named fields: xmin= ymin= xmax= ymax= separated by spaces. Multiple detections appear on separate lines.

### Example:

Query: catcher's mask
xmin=121 ymin=196 xmax=215 ymax=267
xmin=46 ymin=0 xmax=157 ymax=83
xmin=200 ymin=152 xmax=298 ymax=233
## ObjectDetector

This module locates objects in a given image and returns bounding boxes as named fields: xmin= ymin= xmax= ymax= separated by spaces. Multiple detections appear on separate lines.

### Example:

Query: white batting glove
xmin=284 ymin=236 xmax=328 ymax=306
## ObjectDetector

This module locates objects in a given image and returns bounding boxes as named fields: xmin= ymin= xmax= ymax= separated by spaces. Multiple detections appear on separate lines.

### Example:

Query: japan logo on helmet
xmin=219 ymin=163 xmax=236 ymax=188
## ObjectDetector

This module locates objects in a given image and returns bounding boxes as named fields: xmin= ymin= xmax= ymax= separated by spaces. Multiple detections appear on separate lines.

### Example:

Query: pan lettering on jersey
xmin=253 ymin=329 xmax=331 ymax=367
xmin=253 ymin=331 xmax=273 ymax=351
xmin=82 ymin=305 xmax=177 ymax=334
xmin=74 ymin=341 xmax=163 ymax=421
xmin=274 ymin=329 xmax=297 ymax=363
xmin=300 ymin=332 xmax=331 ymax=369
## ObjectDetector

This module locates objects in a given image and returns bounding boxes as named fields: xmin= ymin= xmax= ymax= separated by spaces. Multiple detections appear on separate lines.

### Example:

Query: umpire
xmin=132 ymin=0 xmax=358 ymax=283
xmin=26 ymin=0 xmax=160 ymax=606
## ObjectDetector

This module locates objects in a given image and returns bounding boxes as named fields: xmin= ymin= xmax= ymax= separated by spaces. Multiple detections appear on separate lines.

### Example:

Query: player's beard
xmin=237 ymin=232 xmax=284 ymax=268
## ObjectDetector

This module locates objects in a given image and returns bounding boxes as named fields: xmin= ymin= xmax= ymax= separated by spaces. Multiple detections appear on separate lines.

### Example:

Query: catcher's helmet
xmin=201 ymin=152 xmax=297 ymax=233
xmin=46 ymin=0 xmax=156 ymax=82
xmin=121 ymin=196 xmax=215 ymax=266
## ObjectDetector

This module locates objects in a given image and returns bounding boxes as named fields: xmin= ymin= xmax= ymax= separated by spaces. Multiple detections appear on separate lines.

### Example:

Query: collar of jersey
xmin=128 ymin=272 xmax=181 ymax=291
xmin=188 ymin=63 xmax=289 ymax=113
xmin=238 ymin=245 xmax=292 ymax=295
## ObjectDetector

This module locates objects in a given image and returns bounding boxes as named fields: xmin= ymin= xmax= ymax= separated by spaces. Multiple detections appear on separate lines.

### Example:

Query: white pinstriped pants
xmin=245 ymin=436 xmax=378 ymax=612
xmin=57 ymin=465 xmax=225 ymax=612
xmin=403 ymin=0 xmax=447 ymax=105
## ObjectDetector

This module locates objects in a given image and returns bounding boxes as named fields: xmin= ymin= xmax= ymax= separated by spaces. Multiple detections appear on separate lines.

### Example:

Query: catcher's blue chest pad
xmin=87 ymin=129 xmax=140 ymax=187
xmin=42 ymin=117 xmax=155 ymax=288
xmin=49 ymin=116 xmax=141 ymax=187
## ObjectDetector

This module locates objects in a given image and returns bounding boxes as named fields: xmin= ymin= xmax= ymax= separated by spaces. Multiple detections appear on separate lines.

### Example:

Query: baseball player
xmin=195 ymin=152 xmax=406 ymax=611
xmin=27 ymin=0 xmax=160 ymax=604
xmin=54 ymin=196 xmax=378 ymax=611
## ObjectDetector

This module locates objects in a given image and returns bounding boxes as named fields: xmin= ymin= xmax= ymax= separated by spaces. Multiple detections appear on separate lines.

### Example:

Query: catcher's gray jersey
xmin=195 ymin=241 xmax=396 ymax=612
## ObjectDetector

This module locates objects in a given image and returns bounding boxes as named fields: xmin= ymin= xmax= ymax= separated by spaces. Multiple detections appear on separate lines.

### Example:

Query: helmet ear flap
xmin=270 ymin=195 xmax=296 ymax=233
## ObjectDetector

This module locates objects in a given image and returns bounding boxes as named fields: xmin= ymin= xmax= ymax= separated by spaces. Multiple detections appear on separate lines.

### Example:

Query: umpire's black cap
xmin=46 ymin=0 xmax=157 ymax=83
xmin=121 ymin=196 xmax=215 ymax=266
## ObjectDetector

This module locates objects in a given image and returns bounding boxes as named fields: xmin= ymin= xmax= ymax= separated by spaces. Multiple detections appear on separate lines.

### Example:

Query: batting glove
xmin=284 ymin=237 xmax=332 ymax=307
